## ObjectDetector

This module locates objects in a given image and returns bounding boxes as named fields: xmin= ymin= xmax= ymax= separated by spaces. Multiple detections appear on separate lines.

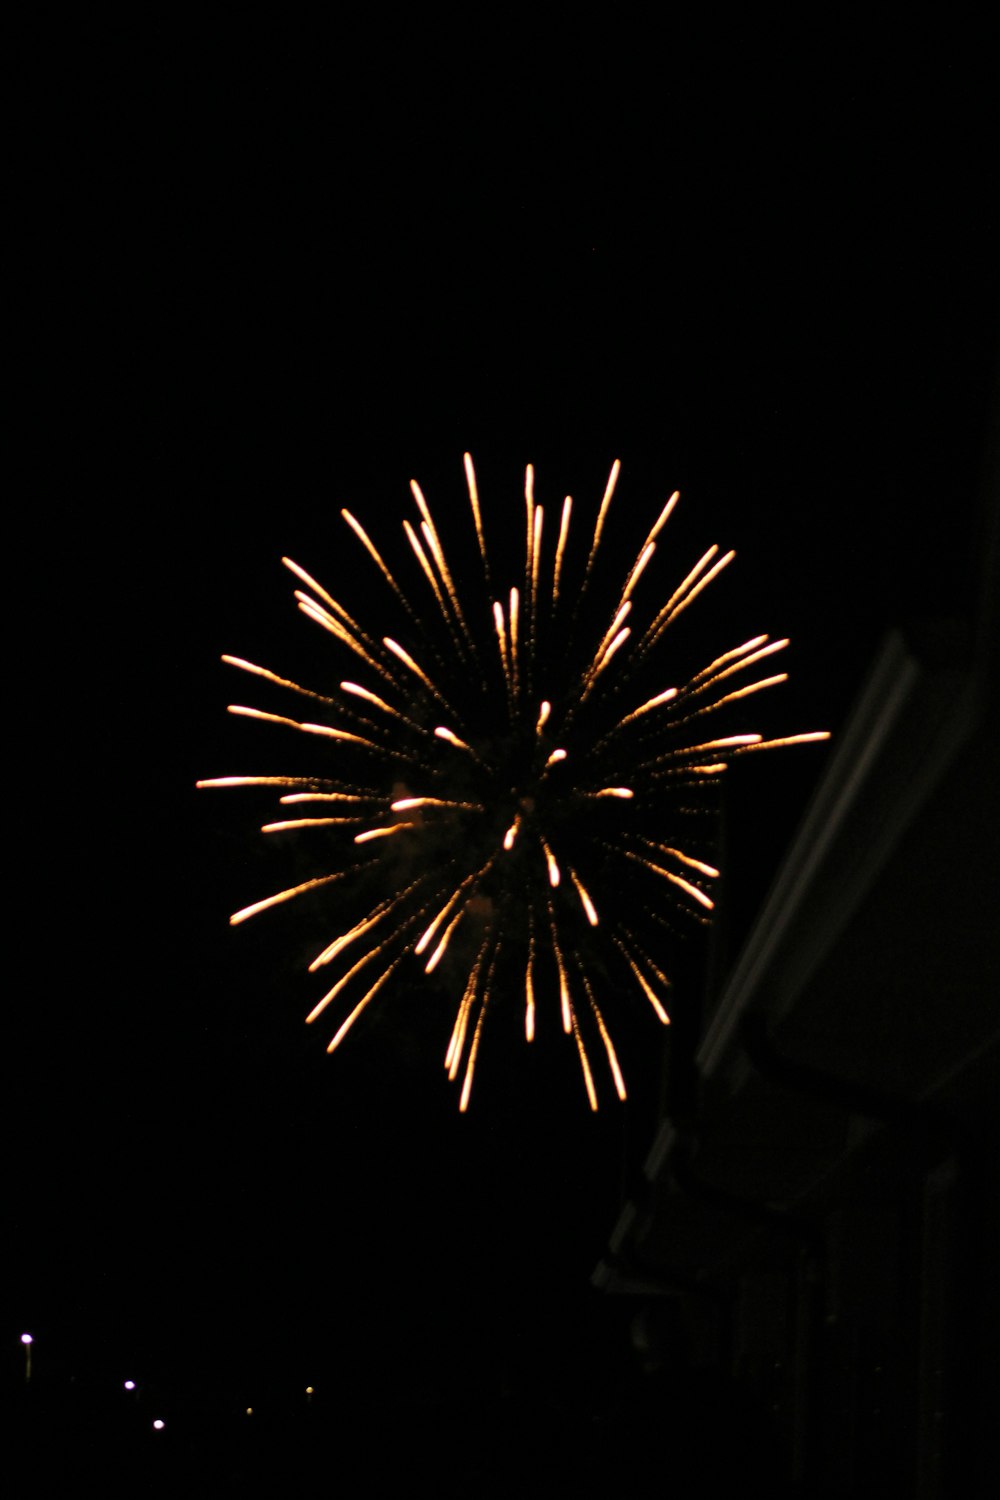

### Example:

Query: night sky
xmin=13 ymin=21 xmax=998 ymax=1478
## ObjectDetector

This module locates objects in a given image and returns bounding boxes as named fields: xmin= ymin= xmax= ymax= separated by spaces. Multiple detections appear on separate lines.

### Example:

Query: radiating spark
xmin=540 ymin=837 xmax=561 ymax=887
xmin=623 ymin=849 xmax=715 ymax=910
xmin=221 ymin=656 xmax=336 ymax=705
xmin=616 ymin=686 xmax=679 ymax=730
xmin=391 ymin=796 xmax=482 ymax=812
xmin=410 ymin=479 xmax=472 ymax=646
xmin=684 ymin=636 xmax=784 ymax=694
xmin=279 ymin=791 xmax=376 ymax=804
xmin=614 ymin=936 xmax=671 ymax=1024
xmin=416 ymin=861 xmax=494 ymax=956
xmin=446 ymin=950 xmax=484 ymax=1076
xmin=340 ymin=681 xmax=430 ymax=736
xmin=229 ymin=873 xmax=347 ymax=926
xmin=732 ymin=732 xmax=832 ymax=753
xmin=579 ymin=969 xmax=626 ymax=1100
xmin=296 ymin=596 xmax=388 ymax=678
xmin=646 ymin=845 xmax=720 ymax=879
xmin=354 ymin=822 xmax=415 ymax=844
xmin=584 ymin=458 xmax=621 ymax=579
xmin=383 ymin=637 xmax=455 ymax=714
xmin=682 ymin=673 xmax=789 ymax=719
xmin=568 ymin=866 xmax=599 ymax=925
xmin=325 ymin=955 xmax=405 ymax=1052
xmin=309 ymin=881 xmax=425 ymax=971
xmin=404 ymin=518 xmax=451 ymax=629
xmin=227 ymin=704 xmax=385 ymax=753
xmin=525 ymin=922 xmax=536 ymax=1041
xmin=459 ymin=942 xmax=499 ymax=1111
xmin=203 ymin=454 xmax=828 ymax=1110
xmin=509 ymin=587 xmax=520 ymax=697
xmin=548 ymin=907 xmax=572 ymax=1032
xmin=262 ymin=817 xmax=363 ymax=832
xmin=524 ymin=466 xmax=536 ymax=610
xmin=493 ymin=600 xmax=512 ymax=693
xmin=552 ymin=494 xmax=572 ymax=606
xmin=570 ymin=1006 xmax=599 ymax=1111
xmin=196 ymin=776 xmax=335 ymax=790
xmin=531 ymin=505 xmax=544 ymax=612
xmin=463 ymin=453 xmax=490 ymax=588
xmin=424 ymin=908 xmax=463 ymax=973
xmin=341 ymin=510 xmax=413 ymax=616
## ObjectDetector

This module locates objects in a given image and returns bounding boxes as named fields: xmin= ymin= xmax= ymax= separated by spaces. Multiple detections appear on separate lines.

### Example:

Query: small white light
xmin=152 ymin=1419 xmax=165 ymax=1431
xmin=124 ymin=1380 xmax=136 ymax=1392
xmin=21 ymin=1333 xmax=33 ymax=1346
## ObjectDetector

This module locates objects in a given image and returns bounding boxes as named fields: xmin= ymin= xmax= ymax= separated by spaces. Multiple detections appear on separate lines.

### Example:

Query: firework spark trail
xmin=200 ymin=455 xmax=829 ymax=1109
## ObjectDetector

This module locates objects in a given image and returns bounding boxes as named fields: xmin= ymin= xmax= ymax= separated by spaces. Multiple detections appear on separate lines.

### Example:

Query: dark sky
xmin=13 ymin=21 xmax=997 ymax=1437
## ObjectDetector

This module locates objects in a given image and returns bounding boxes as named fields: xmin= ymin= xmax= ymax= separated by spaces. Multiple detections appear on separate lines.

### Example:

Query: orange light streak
xmin=446 ymin=939 xmax=489 ymax=1075
xmin=229 ymin=872 xmax=347 ymax=926
xmin=221 ymin=656 xmax=335 ymax=704
xmin=196 ymin=776 xmax=331 ymax=790
xmin=463 ymin=453 xmax=488 ymax=572
xmin=591 ymin=625 xmax=630 ymax=677
xmin=568 ymin=866 xmax=599 ymax=925
xmin=532 ymin=504 xmax=544 ymax=607
xmin=580 ymin=971 xmax=626 ymax=1100
xmin=732 ymin=732 xmax=831 ymax=753
xmin=281 ymin=556 xmax=342 ymax=618
xmin=620 ymin=542 xmax=655 ymax=602
xmin=424 ymin=908 xmax=463 ymax=973
xmin=570 ymin=1007 xmax=599 ymax=1111
xmin=340 ymin=509 xmax=412 ymax=612
xmin=624 ymin=849 xmax=714 ymax=909
xmin=307 ymin=937 xmax=394 ymax=1024
xmin=617 ymin=685 xmax=678 ymax=729
xmin=525 ymin=925 xmax=536 ymax=1041
xmin=382 ymin=638 xmax=454 ymax=713
xmin=509 ymin=587 xmax=520 ymax=696
xmin=391 ymin=796 xmax=481 ymax=812
xmin=540 ymin=836 xmax=561 ymax=887
xmin=404 ymin=518 xmax=450 ymax=625
xmin=340 ymin=681 xmax=428 ymax=735
xmin=227 ymin=705 xmax=382 ymax=751
xmin=646 ymin=845 xmax=720 ymax=878
xmin=325 ymin=955 xmax=405 ymax=1053
xmin=434 ymin=726 xmax=477 ymax=758
xmin=614 ymin=937 xmax=670 ymax=1024
xmin=685 ymin=635 xmax=780 ymax=692
xmin=279 ymin=791 xmax=374 ymax=804
xmin=584 ymin=458 xmax=621 ymax=577
xmin=684 ymin=672 xmax=789 ymax=717
xmin=416 ymin=862 xmax=493 ymax=955
xmin=552 ymin=494 xmax=572 ymax=606
xmin=493 ymin=600 xmax=511 ymax=690
xmin=296 ymin=596 xmax=387 ymax=677
xmin=262 ymin=817 xmax=361 ymax=832
xmin=354 ymin=822 xmax=414 ymax=843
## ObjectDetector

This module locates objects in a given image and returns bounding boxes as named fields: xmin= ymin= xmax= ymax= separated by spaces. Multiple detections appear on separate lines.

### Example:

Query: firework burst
xmin=199 ymin=456 xmax=828 ymax=1109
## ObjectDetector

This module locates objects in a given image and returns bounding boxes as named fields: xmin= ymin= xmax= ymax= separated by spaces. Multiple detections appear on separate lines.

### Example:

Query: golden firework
xmin=199 ymin=456 xmax=828 ymax=1109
